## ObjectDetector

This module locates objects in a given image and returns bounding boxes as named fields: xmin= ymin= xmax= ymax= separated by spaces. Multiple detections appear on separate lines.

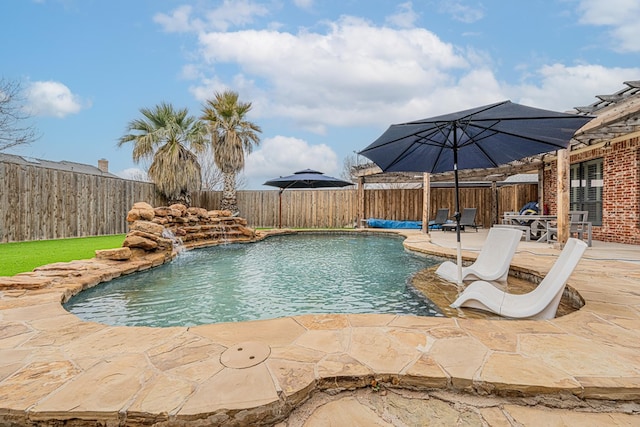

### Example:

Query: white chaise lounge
xmin=450 ymin=238 xmax=588 ymax=320
xmin=435 ymin=227 xmax=523 ymax=283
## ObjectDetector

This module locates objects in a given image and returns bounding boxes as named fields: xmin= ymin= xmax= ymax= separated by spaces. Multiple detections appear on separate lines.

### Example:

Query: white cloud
xmin=577 ymin=0 xmax=636 ymax=26
xmin=153 ymin=5 xmax=196 ymax=33
xmin=164 ymin=4 xmax=639 ymax=138
xmin=24 ymin=81 xmax=88 ymax=118
xmin=293 ymin=0 xmax=314 ymax=11
xmin=188 ymin=75 xmax=230 ymax=102
xmin=154 ymin=0 xmax=269 ymax=33
xmin=148 ymin=3 xmax=640 ymax=190
xmin=577 ymin=0 xmax=640 ymax=52
xmin=385 ymin=2 xmax=419 ymax=29
xmin=117 ymin=167 xmax=149 ymax=181
xmin=204 ymin=0 xmax=269 ymax=31
xmin=245 ymin=136 xmax=339 ymax=185
xmin=192 ymin=16 xmax=470 ymax=130
xmin=438 ymin=0 xmax=484 ymax=24
xmin=512 ymin=64 xmax=640 ymax=111
xmin=181 ymin=63 xmax=203 ymax=80
xmin=185 ymin=9 xmax=640 ymax=133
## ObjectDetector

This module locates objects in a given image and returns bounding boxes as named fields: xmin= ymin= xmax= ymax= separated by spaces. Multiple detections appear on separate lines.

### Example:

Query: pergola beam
xmin=353 ymin=158 xmax=544 ymax=184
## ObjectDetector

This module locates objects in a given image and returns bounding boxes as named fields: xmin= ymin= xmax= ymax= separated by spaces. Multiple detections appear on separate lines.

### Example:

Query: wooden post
xmin=556 ymin=148 xmax=570 ymax=245
xmin=422 ymin=173 xmax=430 ymax=234
xmin=538 ymin=166 xmax=544 ymax=212
xmin=357 ymin=176 xmax=365 ymax=228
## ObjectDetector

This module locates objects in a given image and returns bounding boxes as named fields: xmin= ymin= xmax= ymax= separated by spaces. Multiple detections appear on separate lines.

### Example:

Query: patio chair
xmin=450 ymin=238 xmax=588 ymax=320
xmin=428 ymin=208 xmax=450 ymax=230
xmin=441 ymin=208 xmax=478 ymax=232
xmin=436 ymin=227 xmax=523 ymax=283
xmin=547 ymin=211 xmax=592 ymax=246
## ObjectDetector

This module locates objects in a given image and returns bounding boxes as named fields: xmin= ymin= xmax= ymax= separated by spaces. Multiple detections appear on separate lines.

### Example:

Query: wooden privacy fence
xmin=1 ymin=157 xmax=537 ymax=241
xmin=192 ymin=190 xmax=359 ymax=228
xmin=0 ymin=161 xmax=160 ymax=242
xmin=193 ymin=184 xmax=538 ymax=229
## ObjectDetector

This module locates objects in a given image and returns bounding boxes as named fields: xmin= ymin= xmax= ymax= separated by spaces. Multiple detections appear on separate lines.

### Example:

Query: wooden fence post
xmin=357 ymin=176 xmax=365 ymax=228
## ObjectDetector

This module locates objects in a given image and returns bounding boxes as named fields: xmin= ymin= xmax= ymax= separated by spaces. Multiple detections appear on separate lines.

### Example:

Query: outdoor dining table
xmin=502 ymin=213 xmax=558 ymax=242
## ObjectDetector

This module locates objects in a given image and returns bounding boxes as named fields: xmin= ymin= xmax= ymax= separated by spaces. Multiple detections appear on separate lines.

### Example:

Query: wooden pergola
xmin=354 ymin=80 xmax=640 ymax=245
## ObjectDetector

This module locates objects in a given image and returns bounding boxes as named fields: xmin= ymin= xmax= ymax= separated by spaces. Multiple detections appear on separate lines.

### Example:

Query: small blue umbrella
xmin=264 ymin=169 xmax=353 ymax=227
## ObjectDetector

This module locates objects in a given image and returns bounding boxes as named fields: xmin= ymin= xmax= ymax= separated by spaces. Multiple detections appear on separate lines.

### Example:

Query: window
xmin=570 ymin=158 xmax=602 ymax=226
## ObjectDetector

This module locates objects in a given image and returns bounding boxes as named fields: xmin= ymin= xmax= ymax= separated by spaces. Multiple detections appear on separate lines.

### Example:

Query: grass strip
xmin=0 ymin=234 xmax=126 ymax=276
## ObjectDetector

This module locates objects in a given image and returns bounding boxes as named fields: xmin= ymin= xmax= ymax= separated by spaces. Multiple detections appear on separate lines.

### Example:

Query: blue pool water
xmin=64 ymin=233 xmax=443 ymax=327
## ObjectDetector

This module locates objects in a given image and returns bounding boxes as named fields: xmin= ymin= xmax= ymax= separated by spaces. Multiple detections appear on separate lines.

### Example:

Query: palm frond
xmin=119 ymin=102 xmax=206 ymax=202
xmin=200 ymin=90 xmax=261 ymax=173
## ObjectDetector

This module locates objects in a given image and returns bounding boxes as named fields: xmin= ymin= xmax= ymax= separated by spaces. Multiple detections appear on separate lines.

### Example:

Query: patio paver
xmin=0 ymin=229 xmax=639 ymax=425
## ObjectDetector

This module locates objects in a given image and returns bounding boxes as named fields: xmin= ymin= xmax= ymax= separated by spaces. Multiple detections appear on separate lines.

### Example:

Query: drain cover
xmin=220 ymin=341 xmax=271 ymax=368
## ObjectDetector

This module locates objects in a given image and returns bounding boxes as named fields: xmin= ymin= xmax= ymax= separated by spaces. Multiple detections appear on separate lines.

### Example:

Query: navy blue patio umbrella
xmin=264 ymin=169 xmax=353 ymax=228
xmin=359 ymin=100 xmax=593 ymax=284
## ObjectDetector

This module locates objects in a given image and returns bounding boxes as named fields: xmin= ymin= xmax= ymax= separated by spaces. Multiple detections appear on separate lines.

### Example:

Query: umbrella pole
xmin=453 ymin=126 xmax=463 ymax=285
xmin=454 ymin=167 xmax=463 ymax=285
xmin=278 ymin=189 xmax=283 ymax=228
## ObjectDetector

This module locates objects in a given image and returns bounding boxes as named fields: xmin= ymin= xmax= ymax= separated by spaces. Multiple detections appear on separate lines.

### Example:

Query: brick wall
xmin=543 ymin=164 xmax=557 ymax=215
xmin=543 ymin=136 xmax=640 ymax=244
xmin=601 ymin=137 xmax=640 ymax=244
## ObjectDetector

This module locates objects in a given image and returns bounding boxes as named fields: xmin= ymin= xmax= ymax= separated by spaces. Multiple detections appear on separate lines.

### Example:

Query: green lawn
xmin=0 ymin=234 xmax=126 ymax=277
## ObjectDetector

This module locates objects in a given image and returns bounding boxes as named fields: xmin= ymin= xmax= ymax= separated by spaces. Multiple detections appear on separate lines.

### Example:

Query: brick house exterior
xmin=543 ymin=134 xmax=640 ymax=244
xmin=541 ymin=81 xmax=640 ymax=245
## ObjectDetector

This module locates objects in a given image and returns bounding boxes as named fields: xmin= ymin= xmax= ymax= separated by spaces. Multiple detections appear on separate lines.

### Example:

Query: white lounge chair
xmin=450 ymin=238 xmax=587 ymax=320
xmin=435 ymin=227 xmax=523 ymax=283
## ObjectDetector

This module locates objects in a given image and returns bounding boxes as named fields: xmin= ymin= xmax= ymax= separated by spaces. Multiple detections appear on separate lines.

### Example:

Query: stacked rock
xmin=121 ymin=202 xmax=256 ymax=255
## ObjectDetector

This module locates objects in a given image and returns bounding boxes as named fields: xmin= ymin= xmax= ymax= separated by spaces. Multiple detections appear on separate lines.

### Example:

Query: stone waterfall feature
xmin=95 ymin=202 xmax=258 ymax=261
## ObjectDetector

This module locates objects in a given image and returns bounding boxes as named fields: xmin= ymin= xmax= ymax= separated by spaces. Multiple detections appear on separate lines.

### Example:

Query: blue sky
xmin=3 ymin=0 xmax=640 ymax=189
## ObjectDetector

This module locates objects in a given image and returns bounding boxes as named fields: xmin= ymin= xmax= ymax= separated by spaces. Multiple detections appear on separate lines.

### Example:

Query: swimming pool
xmin=64 ymin=233 xmax=443 ymax=327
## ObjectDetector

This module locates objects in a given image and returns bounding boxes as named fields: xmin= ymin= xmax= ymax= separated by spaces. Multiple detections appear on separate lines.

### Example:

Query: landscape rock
xmin=187 ymin=207 xmax=209 ymax=218
xmin=133 ymin=201 xmax=154 ymax=210
xmin=127 ymin=202 xmax=155 ymax=222
xmin=154 ymin=207 xmax=173 ymax=217
xmin=123 ymin=235 xmax=158 ymax=251
xmin=129 ymin=220 xmax=164 ymax=235
xmin=239 ymin=226 xmax=256 ymax=237
xmin=169 ymin=203 xmax=188 ymax=216
xmin=156 ymin=238 xmax=174 ymax=251
xmin=120 ymin=202 xmax=257 ymax=255
xmin=152 ymin=217 xmax=169 ymax=225
xmin=209 ymin=210 xmax=233 ymax=218
xmin=128 ymin=230 xmax=162 ymax=242
xmin=95 ymin=247 xmax=132 ymax=261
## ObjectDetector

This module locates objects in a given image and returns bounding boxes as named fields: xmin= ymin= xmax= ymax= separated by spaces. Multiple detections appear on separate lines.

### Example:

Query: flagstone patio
xmin=0 ymin=229 xmax=639 ymax=425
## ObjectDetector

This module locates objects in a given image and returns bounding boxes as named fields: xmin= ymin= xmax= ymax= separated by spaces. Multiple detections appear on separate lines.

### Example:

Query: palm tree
xmin=118 ymin=102 xmax=207 ymax=205
xmin=201 ymin=90 xmax=261 ymax=213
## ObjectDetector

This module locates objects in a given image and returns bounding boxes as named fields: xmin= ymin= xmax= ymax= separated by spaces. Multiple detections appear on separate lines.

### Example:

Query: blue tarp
xmin=366 ymin=218 xmax=422 ymax=229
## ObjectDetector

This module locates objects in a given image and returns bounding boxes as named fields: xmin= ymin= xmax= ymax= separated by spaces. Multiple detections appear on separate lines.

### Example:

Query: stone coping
xmin=0 ymin=229 xmax=639 ymax=426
